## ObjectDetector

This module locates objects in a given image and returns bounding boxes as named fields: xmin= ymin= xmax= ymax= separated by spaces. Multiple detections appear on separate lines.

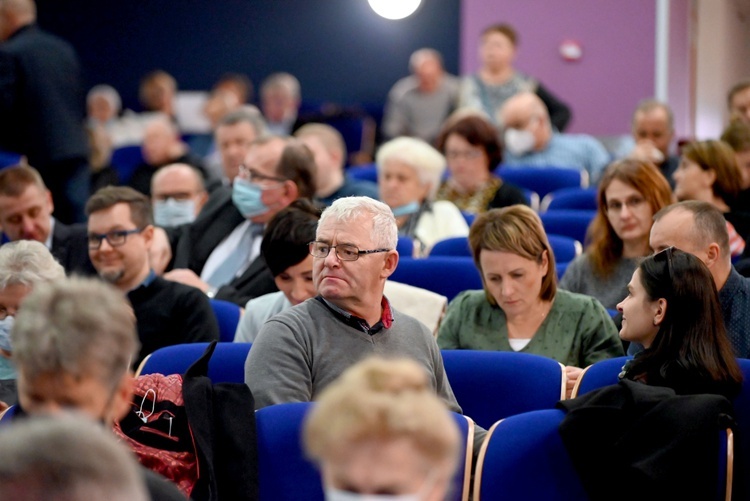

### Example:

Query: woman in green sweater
xmin=437 ymin=205 xmax=623 ymax=396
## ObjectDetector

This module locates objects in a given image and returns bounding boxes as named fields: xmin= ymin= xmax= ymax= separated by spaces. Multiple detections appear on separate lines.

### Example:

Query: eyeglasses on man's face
xmin=87 ymin=228 xmax=144 ymax=250
xmin=238 ymin=165 xmax=287 ymax=185
xmin=308 ymin=241 xmax=390 ymax=262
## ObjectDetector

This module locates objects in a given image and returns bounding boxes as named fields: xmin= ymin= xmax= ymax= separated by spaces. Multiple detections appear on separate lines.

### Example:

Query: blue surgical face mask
xmin=153 ymin=198 xmax=197 ymax=227
xmin=0 ymin=315 xmax=14 ymax=353
xmin=325 ymin=488 xmax=421 ymax=501
xmin=391 ymin=201 xmax=420 ymax=218
xmin=232 ymin=178 xmax=270 ymax=218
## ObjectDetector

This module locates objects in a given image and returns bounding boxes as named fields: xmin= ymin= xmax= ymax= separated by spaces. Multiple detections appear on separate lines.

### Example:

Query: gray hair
xmin=86 ymin=84 xmax=122 ymax=114
xmin=376 ymin=137 xmax=446 ymax=200
xmin=632 ymin=99 xmax=674 ymax=131
xmin=0 ymin=415 xmax=148 ymax=501
xmin=12 ymin=277 xmax=139 ymax=389
xmin=217 ymin=105 xmax=267 ymax=138
xmin=319 ymin=196 xmax=398 ymax=249
xmin=260 ymin=72 xmax=301 ymax=101
xmin=409 ymin=48 xmax=443 ymax=72
xmin=0 ymin=240 xmax=65 ymax=290
xmin=653 ymin=201 xmax=731 ymax=259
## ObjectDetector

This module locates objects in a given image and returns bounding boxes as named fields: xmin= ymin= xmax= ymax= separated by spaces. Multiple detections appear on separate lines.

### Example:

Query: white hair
xmin=376 ymin=136 xmax=446 ymax=200
xmin=261 ymin=72 xmax=301 ymax=101
xmin=409 ymin=48 xmax=443 ymax=72
xmin=0 ymin=240 xmax=65 ymax=290
xmin=319 ymin=196 xmax=398 ymax=249
xmin=86 ymin=84 xmax=122 ymax=114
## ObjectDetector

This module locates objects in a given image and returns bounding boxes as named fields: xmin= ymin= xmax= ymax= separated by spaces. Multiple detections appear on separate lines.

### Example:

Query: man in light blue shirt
xmin=499 ymin=92 xmax=610 ymax=183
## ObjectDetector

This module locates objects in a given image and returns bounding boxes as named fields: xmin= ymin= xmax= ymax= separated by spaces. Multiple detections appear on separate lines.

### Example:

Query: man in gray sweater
xmin=244 ymin=196 xmax=460 ymax=413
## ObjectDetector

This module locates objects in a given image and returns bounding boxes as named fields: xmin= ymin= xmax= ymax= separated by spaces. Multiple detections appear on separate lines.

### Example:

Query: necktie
xmin=206 ymin=224 xmax=263 ymax=288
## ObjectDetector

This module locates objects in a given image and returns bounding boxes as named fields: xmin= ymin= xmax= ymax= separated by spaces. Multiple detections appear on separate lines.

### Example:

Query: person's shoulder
xmin=153 ymin=276 xmax=210 ymax=302
xmin=140 ymin=467 xmax=186 ymax=501
xmin=430 ymin=200 xmax=464 ymax=216
xmin=448 ymin=289 xmax=487 ymax=307
xmin=245 ymin=290 xmax=288 ymax=310
xmin=389 ymin=75 xmax=419 ymax=98
xmin=554 ymin=288 xmax=605 ymax=312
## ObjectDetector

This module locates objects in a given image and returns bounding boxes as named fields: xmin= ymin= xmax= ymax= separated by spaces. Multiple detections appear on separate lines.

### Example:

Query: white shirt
xmin=200 ymin=220 xmax=262 ymax=283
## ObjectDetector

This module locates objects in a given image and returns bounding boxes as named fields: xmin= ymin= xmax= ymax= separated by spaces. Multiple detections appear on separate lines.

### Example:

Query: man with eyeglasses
xmin=245 ymin=196 xmax=461 ymax=414
xmin=161 ymin=136 xmax=317 ymax=306
xmin=86 ymin=186 xmax=218 ymax=368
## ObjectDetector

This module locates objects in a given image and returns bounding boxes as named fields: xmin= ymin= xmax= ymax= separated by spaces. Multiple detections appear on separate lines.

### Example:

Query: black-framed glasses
xmin=238 ymin=165 xmax=287 ymax=184
xmin=308 ymin=241 xmax=390 ymax=262
xmin=88 ymin=228 xmax=145 ymax=250
xmin=653 ymin=246 xmax=675 ymax=281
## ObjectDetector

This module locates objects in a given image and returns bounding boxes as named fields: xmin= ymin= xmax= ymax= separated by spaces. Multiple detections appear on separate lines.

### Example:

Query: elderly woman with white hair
xmin=377 ymin=136 xmax=469 ymax=255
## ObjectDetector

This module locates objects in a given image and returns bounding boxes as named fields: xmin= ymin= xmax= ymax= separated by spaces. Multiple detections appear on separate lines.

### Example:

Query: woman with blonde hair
xmin=560 ymin=159 xmax=673 ymax=310
xmin=438 ymin=205 xmax=623 ymax=396
xmin=304 ymin=357 xmax=460 ymax=500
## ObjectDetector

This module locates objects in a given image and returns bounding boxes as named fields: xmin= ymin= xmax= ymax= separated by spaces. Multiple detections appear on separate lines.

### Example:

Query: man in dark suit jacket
xmin=0 ymin=165 xmax=95 ymax=276
xmin=0 ymin=0 xmax=90 ymax=224
xmin=163 ymin=136 xmax=317 ymax=306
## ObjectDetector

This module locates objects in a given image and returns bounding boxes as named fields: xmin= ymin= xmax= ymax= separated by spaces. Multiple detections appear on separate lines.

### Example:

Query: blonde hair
xmin=376 ymin=137 xmax=446 ymax=201
xmin=304 ymin=357 xmax=459 ymax=470
xmin=469 ymin=205 xmax=557 ymax=304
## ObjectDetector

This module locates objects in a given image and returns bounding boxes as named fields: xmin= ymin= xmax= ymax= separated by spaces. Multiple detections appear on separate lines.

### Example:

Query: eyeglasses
xmin=653 ymin=246 xmax=675 ymax=282
xmin=444 ymin=149 xmax=483 ymax=161
xmin=605 ymin=196 xmax=646 ymax=214
xmin=88 ymin=228 xmax=144 ymax=250
xmin=239 ymin=165 xmax=287 ymax=184
xmin=308 ymin=241 xmax=390 ymax=261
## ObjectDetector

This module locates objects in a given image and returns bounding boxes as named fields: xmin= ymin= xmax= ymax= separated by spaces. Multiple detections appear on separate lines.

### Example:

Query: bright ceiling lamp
xmin=368 ymin=0 xmax=422 ymax=20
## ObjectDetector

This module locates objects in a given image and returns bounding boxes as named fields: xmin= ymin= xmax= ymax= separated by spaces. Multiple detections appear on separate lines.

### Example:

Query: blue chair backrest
xmin=733 ymin=358 xmax=750 ymax=488
xmin=542 ymin=187 xmax=599 ymax=212
xmin=570 ymin=356 xmax=632 ymax=398
xmin=474 ymin=409 xmax=588 ymax=500
xmin=461 ymin=211 xmax=476 ymax=227
xmin=256 ymin=402 xmax=324 ymax=501
xmin=210 ymin=299 xmax=242 ymax=342
xmin=496 ymin=166 xmax=588 ymax=198
xmin=390 ymin=257 xmax=482 ymax=302
xmin=540 ymin=210 xmax=596 ymax=244
xmin=111 ymin=145 xmax=144 ymax=184
xmin=136 ymin=342 xmax=252 ymax=383
xmin=546 ymin=234 xmax=582 ymax=264
xmin=555 ymin=262 xmax=569 ymax=280
xmin=430 ymin=237 xmax=471 ymax=257
xmin=396 ymin=235 xmax=414 ymax=257
xmin=441 ymin=350 xmax=565 ymax=430
xmin=0 ymin=150 xmax=22 ymax=169
xmin=347 ymin=163 xmax=378 ymax=183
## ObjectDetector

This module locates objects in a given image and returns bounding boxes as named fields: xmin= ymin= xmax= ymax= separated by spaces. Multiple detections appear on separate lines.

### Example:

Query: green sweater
xmin=437 ymin=289 xmax=623 ymax=367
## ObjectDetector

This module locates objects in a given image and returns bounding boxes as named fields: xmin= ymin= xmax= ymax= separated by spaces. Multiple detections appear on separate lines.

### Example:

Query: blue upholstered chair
xmin=569 ymin=356 xmax=632 ymax=398
xmin=396 ymin=235 xmax=414 ymax=257
xmin=346 ymin=162 xmax=378 ymax=183
xmin=136 ymin=342 xmax=252 ymax=383
xmin=429 ymin=236 xmax=472 ymax=257
xmin=496 ymin=166 xmax=589 ymax=198
xmin=541 ymin=187 xmax=599 ymax=212
xmin=389 ymin=257 xmax=482 ymax=301
xmin=540 ymin=210 xmax=596 ymax=244
xmin=110 ymin=145 xmax=144 ymax=184
xmin=210 ymin=299 xmax=242 ymax=342
xmin=547 ymin=234 xmax=583 ymax=264
xmin=441 ymin=350 xmax=565 ymax=430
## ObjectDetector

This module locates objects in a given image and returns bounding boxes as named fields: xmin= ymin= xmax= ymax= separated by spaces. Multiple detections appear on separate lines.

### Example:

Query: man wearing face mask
xmin=151 ymin=163 xmax=208 ymax=227
xmin=163 ymin=136 xmax=317 ymax=306
xmin=2 ymin=277 xmax=185 ymax=501
xmin=499 ymin=92 xmax=610 ymax=183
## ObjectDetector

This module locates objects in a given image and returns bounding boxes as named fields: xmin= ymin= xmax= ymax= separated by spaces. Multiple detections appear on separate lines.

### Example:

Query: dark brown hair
xmin=276 ymin=140 xmax=317 ymax=200
xmin=436 ymin=115 xmax=503 ymax=172
xmin=482 ymin=23 xmax=518 ymax=46
xmin=681 ymin=140 xmax=741 ymax=205
xmin=0 ymin=165 xmax=46 ymax=197
xmin=85 ymin=186 xmax=153 ymax=227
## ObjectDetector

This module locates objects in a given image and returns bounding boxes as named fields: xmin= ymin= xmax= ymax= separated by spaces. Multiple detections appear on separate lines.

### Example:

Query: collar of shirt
xmin=45 ymin=217 xmax=56 ymax=250
xmin=130 ymin=269 xmax=157 ymax=293
xmin=316 ymin=295 xmax=394 ymax=335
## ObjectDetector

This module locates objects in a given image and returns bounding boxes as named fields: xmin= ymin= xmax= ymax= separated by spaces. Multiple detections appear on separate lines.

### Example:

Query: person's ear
xmin=653 ymin=298 xmax=668 ymax=326
xmin=141 ymin=224 xmax=154 ymax=249
xmin=381 ymin=250 xmax=399 ymax=279
xmin=281 ymin=180 xmax=300 ymax=204
xmin=540 ymin=249 xmax=549 ymax=277
xmin=704 ymin=242 xmax=721 ymax=268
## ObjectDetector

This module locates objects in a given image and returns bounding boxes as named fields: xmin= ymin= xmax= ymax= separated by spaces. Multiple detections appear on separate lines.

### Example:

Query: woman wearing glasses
xmin=437 ymin=205 xmax=623 ymax=397
xmin=617 ymin=248 xmax=742 ymax=398
xmin=434 ymin=114 xmax=526 ymax=214
xmin=560 ymin=159 xmax=673 ymax=311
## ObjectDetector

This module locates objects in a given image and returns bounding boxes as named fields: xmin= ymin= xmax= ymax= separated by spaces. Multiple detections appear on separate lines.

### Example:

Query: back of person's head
xmin=0 ymin=0 xmax=36 ymax=28
xmin=0 ymin=164 xmax=46 ymax=198
xmin=654 ymin=201 xmax=731 ymax=260
xmin=0 ymin=240 xmax=65 ymax=290
xmin=11 ymin=277 xmax=139 ymax=391
xmin=681 ymin=140 xmax=742 ymax=204
xmin=376 ymin=136 xmax=446 ymax=201
xmin=304 ymin=357 xmax=460 ymax=494
xmin=469 ymin=205 xmax=556 ymax=303
xmin=319 ymin=196 xmax=398 ymax=249
xmin=85 ymin=186 xmax=153 ymax=227
xmin=630 ymin=248 xmax=742 ymax=394
xmin=0 ymin=415 xmax=148 ymax=501
xmin=294 ymin=123 xmax=347 ymax=169
xmin=587 ymin=159 xmax=673 ymax=276
xmin=435 ymin=114 xmax=502 ymax=171
xmin=261 ymin=199 xmax=321 ymax=277
xmin=276 ymin=139 xmax=317 ymax=200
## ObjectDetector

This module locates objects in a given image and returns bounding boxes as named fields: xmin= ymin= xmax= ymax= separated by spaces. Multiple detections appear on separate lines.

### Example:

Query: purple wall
xmin=460 ymin=0 xmax=657 ymax=135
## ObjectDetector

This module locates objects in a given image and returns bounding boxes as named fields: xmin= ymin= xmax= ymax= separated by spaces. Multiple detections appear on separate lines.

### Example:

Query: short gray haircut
xmin=217 ymin=105 xmax=267 ymax=138
xmin=12 ymin=277 xmax=139 ymax=389
xmin=376 ymin=137 xmax=446 ymax=200
xmin=86 ymin=84 xmax=122 ymax=114
xmin=409 ymin=48 xmax=443 ymax=72
xmin=319 ymin=196 xmax=398 ymax=250
xmin=0 ymin=240 xmax=65 ymax=290
xmin=653 ymin=201 xmax=731 ymax=259
xmin=260 ymin=72 xmax=301 ymax=101
xmin=632 ymin=99 xmax=674 ymax=131
xmin=0 ymin=415 xmax=148 ymax=501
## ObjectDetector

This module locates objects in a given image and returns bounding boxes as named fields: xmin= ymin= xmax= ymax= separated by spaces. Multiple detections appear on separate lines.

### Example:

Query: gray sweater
xmin=559 ymin=254 xmax=640 ymax=311
xmin=244 ymin=297 xmax=461 ymax=413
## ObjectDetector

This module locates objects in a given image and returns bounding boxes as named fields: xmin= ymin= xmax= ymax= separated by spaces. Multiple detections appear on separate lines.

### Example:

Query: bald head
xmin=0 ymin=0 xmax=35 ymax=40
xmin=499 ymin=92 xmax=551 ymax=151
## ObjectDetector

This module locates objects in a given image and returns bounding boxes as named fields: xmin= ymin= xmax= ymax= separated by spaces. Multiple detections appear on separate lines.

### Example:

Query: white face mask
xmin=0 ymin=315 xmax=14 ymax=353
xmin=504 ymin=128 xmax=536 ymax=156
xmin=153 ymin=198 xmax=197 ymax=227
xmin=325 ymin=488 xmax=421 ymax=501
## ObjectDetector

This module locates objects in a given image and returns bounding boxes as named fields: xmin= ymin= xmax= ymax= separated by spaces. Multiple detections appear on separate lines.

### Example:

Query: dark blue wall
xmin=36 ymin=0 xmax=460 ymax=111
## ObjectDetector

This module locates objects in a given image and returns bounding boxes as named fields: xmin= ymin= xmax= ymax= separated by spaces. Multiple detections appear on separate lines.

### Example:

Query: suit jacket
xmin=51 ymin=220 xmax=96 ymax=277
xmin=0 ymin=24 xmax=87 ymax=166
xmin=170 ymin=187 xmax=277 ymax=306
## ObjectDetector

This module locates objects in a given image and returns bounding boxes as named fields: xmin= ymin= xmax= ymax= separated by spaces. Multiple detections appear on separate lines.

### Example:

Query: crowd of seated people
xmin=2 ymin=2 xmax=750 ymax=496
